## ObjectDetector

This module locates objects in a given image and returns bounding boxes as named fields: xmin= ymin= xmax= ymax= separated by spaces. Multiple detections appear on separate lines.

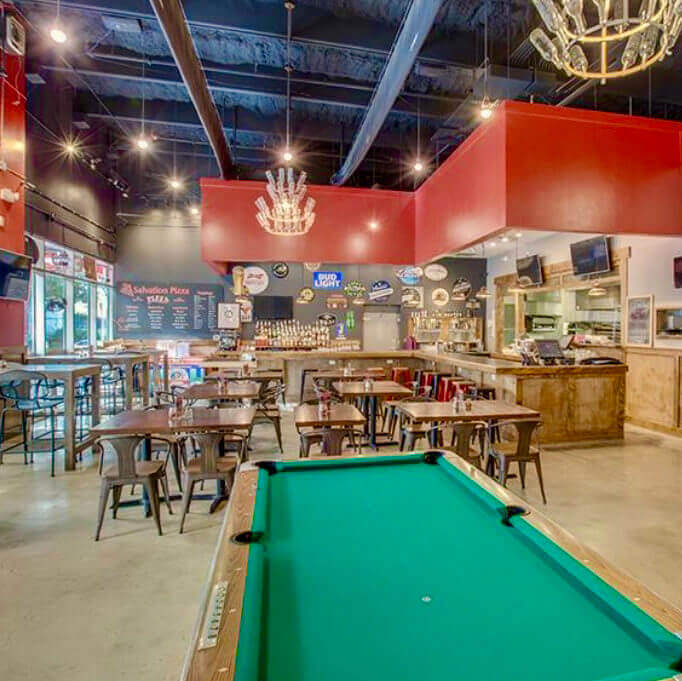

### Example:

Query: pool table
xmin=181 ymin=453 xmax=682 ymax=681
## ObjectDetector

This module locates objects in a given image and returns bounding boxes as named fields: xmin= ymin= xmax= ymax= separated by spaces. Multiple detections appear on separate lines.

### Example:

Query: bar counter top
xmin=201 ymin=349 xmax=626 ymax=376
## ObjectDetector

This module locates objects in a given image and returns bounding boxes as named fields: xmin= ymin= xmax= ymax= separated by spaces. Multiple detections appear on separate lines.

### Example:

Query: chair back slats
xmin=0 ymin=370 xmax=48 ymax=404
xmin=107 ymin=435 xmax=144 ymax=478
xmin=451 ymin=421 xmax=487 ymax=459
xmin=191 ymin=432 xmax=223 ymax=474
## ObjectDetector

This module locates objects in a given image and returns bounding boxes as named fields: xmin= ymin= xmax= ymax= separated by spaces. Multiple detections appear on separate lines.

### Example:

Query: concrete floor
xmin=1 ymin=414 xmax=682 ymax=681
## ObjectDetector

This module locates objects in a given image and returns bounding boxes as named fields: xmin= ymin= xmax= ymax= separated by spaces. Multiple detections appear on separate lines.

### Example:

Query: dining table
xmin=92 ymin=406 xmax=256 ymax=514
xmin=3 ymin=362 xmax=102 ymax=471
xmin=394 ymin=399 xmax=541 ymax=446
xmin=27 ymin=352 xmax=152 ymax=409
xmin=294 ymin=403 xmax=366 ymax=455
xmin=332 ymin=380 xmax=412 ymax=449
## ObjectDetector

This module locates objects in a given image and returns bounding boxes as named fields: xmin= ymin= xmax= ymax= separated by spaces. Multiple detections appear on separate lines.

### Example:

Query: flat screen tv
xmin=570 ymin=236 xmax=611 ymax=276
xmin=516 ymin=255 xmax=543 ymax=286
xmin=253 ymin=295 xmax=293 ymax=320
xmin=674 ymin=256 xmax=682 ymax=289
xmin=0 ymin=248 xmax=31 ymax=301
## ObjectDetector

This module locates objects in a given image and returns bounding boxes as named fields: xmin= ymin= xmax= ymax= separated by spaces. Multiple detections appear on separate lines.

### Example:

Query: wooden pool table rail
xmin=180 ymin=468 xmax=258 ymax=681
xmin=181 ymin=454 xmax=682 ymax=681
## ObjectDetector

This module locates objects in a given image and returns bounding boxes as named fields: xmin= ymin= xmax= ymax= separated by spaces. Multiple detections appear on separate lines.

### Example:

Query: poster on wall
xmin=626 ymin=295 xmax=653 ymax=347
xmin=115 ymin=281 xmax=223 ymax=338
xmin=217 ymin=302 xmax=241 ymax=329
xmin=235 ymin=296 xmax=253 ymax=323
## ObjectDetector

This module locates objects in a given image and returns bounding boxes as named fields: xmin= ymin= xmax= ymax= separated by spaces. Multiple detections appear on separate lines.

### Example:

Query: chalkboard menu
xmin=115 ymin=281 xmax=224 ymax=338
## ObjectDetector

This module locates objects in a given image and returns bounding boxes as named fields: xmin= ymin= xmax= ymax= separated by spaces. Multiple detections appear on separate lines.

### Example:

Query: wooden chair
xmin=398 ymin=396 xmax=437 ymax=451
xmin=252 ymin=384 xmax=286 ymax=452
xmin=299 ymin=427 xmax=362 ymax=457
xmin=94 ymin=435 xmax=173 ymax=541
xmin=487 ymin=419 xmax=547 ymax=503
xmin=179 ymin=431 xmax=240 ymax=533
xmin=436 ymin=421 xmax=489 ymax=470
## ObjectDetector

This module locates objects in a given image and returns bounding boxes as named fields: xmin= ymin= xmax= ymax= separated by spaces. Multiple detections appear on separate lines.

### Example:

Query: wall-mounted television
xmin=674 ymin=256 xmax=682 ymax=289
xmin=516 ymin=255 xmax=543 ymax=286
xmin=0 ymin=248 xmax=32 ymax=301
xmin=253 ymin=295 xmax=293 ymax=320
xmin=570 ymin=236 xmax=611 ymax=276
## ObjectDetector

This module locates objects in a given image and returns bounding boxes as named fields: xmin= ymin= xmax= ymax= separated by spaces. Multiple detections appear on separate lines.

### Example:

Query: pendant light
xmin=587 ymin=279 xmax=607 ymax=297
xmin=480 ymin=0 xmax=496 ymax=120
xmin=413 ymin=100 xmax=424 ymax=173
xmin=50 ymin=0 xmax=68 ymax=44
xmin=136 ymin=29 xmax=152 ymax=152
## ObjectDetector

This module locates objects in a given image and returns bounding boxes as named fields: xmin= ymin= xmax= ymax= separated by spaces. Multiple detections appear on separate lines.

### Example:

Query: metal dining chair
xmin=0 ymin=370 xmax=64 ymax=476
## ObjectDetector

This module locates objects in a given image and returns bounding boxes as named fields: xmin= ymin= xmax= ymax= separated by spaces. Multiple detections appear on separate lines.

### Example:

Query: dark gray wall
xmin=115 ymin=222 xmax=487 ymax=345
xmin=27 ymin=75 xmax=118 ymax=261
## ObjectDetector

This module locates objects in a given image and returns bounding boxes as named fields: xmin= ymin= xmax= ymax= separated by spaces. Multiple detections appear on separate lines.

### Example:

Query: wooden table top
xmin=395 ymin=399 xmax=540 ymax=423
xmin=213 ymin=370 xmax=283 ymax=381
xmin=332 ymin=380 xmax=413 ymax=398
xmin=182 ymin=381 xmax=260 ymax=400
xmin=92 ymin=406 xmax=256 ymax=435
xmin=294 ymin=403 xmax=366 ymax=428
xmin=28 ymin=352 xmax=148 ymax=364
xmin=3 ymin=362 xmax=102 ymax=378
xmin=316 ymin=367 xmax=387 ymax=380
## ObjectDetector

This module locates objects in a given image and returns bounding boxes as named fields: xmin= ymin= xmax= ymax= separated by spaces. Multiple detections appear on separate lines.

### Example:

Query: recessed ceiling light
xmin=489 ymin=241 xmax=497 ymax=247
xmin=189 ymin=205 xmax=200 ymax=216
xmin=368 ymin=220 xmax=379 ymax=231
xmin=501 ymin=236 xmax=509 ymax=243
xmin=515 ymin=231 xmax=523 ymax=238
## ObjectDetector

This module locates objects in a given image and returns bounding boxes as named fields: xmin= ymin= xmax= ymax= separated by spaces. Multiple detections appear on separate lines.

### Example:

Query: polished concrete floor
xmin=1 ymin=415 xmax=681 ymax=681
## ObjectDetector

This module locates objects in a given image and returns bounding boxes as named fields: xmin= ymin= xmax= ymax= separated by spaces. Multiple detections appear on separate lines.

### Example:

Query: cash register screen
xmin=535 ymin=339 xmax=564 ymax=360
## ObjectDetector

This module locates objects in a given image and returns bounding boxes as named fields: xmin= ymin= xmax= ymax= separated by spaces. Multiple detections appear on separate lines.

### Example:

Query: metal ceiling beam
xmin=20 ymin=0 xmax=475 ymax=67
xmin=148 ymin=0 xmax=234 ymax=178
xmin=87 ymin=49 xmax=465 ymax=105
xmin=42 ymin=64 xmax=450 ymax=119
xmin=74 ymin=94 xmax=414 ymax=148
xmin=331 ymin=0 xmax=445 ymax=185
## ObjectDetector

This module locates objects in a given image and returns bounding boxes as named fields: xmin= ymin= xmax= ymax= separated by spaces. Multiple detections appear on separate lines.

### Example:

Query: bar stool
xmin=440 ymin=377 xmax=474 ymax=402
xmin=390 ymin=366 xmax=411 ymax=385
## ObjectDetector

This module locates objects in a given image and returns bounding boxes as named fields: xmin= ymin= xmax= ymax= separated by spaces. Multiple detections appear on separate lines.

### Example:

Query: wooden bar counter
xmin=200 ymin=349 xmax=626 ymax=444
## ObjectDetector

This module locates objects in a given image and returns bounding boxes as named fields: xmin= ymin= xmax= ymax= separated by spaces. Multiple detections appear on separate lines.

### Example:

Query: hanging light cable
xmin=413 ymin=100 xmax=424 ymax=172
xmin=480 ymin=0 xmax=495 ymax=119
xmin=50 ymin=0 xmax=68 ymax=44
xmin=136 ymin=30 xmax=151 ymax=152
xmin=255 ymin=2 xmax=316 ymax=236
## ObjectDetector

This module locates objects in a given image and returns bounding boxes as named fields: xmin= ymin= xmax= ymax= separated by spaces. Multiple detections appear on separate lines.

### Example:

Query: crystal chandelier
xmin=255 ymin=168 xmax=316 ymax=236
xmin=530 ymin=0 xmax=682 ymax=80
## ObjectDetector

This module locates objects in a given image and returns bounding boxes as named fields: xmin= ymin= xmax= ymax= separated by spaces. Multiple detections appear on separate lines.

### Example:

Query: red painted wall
xmin=504 ymin=101 xmax=682 ymax=235
xmin=201 ymin=101 xmax=682 ymax=269
xmin=0 ymin=8 xmax=26 ymax=346
xmin=414 ymin=109 xmax=507 ymax=263
xmin=201 ymin=179 xmax=414 ymax=265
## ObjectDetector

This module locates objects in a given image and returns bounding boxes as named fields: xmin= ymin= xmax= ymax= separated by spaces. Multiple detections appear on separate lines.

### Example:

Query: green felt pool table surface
xmin=183 ymin=453 xmax=682 ymax=681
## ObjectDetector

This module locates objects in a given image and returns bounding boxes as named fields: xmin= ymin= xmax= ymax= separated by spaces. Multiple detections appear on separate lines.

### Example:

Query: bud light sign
xmin=312 ymin=271 xmax=343 ymax=290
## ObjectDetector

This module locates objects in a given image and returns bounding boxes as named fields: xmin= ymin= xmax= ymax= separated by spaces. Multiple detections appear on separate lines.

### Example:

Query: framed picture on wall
xmin=626 ymin=295 xmax=653 ymax=347
xmin=217 ymin=303 xmax=241 ymax=329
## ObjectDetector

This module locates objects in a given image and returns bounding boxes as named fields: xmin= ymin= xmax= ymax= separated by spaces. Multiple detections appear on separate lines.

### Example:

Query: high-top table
xmin=333 ymin=380 xmax=412 ymax=449
xmin=92 ymin=406 xmax=256 ymax=514
xmin=28 ymin=352 xmax=151 ymax=410
xmin=2 ymin=362 xmax=101 ymax=471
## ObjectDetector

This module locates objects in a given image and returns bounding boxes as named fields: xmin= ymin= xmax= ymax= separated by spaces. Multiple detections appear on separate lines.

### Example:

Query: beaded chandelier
xmin=530 ymin=0 xmax=682 ymax=80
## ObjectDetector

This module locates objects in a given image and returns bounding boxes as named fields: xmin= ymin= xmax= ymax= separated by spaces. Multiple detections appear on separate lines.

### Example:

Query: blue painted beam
xmin=330 ymin=0 xmax=444 ymax=186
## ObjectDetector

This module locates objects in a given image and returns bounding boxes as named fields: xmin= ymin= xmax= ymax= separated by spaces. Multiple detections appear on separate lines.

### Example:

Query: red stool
xmin=441 ymin=377 xmax=474 ymax=402
xmin=420 ymin=371 xmax=437 ymax=393
xmin=435 ymin=374 xmax=454 ymax=401
xmin=391 ymin=366 xmax=411 ymax=386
